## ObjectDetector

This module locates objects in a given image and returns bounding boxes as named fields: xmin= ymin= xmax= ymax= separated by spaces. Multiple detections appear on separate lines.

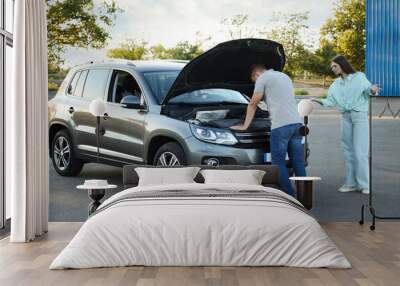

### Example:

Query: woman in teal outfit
xmin=313 ymin=55 xmax=380 ymax=194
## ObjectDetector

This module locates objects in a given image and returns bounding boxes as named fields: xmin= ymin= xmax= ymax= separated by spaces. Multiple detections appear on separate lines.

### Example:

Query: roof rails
xmin=75 ymin=58 xmax=187 ymax=68
xmin=80 ymin=59 xmax=137 ymax=66
xmin=101 ymin=58 xmax=137 ymax=66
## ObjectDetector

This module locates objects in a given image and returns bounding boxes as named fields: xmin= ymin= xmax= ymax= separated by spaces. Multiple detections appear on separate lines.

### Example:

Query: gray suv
xmin=48 ymin=38 xmax=309 ymax=176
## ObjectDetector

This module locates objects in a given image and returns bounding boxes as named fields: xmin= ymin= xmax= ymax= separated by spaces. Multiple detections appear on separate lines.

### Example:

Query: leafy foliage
xmin=154 ymin=41 xmax=203 ymax=60
xmin=320 ymin=0 xmax=365 ymax=71
xmin=301 ymin=42 xmax=337 ymax=85
xmin=260 ymin=12 xmax=310 ymax=77
xmin=47 ymin=0 xmax=121 ymax=66
xmin=108 ymin=31 xmax=209 ymax=61
xmin=107 ymin=40 xmax=148 ymax=60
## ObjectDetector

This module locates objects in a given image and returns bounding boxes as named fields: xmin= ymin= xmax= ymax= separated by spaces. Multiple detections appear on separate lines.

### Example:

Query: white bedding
xmin=50 ymin=183 xmax=351 ymax=269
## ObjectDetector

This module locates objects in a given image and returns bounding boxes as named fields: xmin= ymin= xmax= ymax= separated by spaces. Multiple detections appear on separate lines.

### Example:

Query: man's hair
xmin=249 ymin=64 xmax=266 ymax=74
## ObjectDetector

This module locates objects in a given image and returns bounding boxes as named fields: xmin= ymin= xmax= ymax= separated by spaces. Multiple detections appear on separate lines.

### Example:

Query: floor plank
xmin=0 ymin=222 xmax=399 ymax=286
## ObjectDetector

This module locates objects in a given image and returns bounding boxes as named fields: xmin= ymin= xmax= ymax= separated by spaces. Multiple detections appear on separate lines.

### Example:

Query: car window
xmin=82 ymin=69 xmax=110 ymax=100
xmin=142 ymin=71 xmax=179 ymax=104
xmin=74 ymin=70 xmax=88 ymax=97
xmin=168 ymin=89 xmax=249 ymax=105
xmin=66 ymin=71 xmax=80 ymax=96
xmin=109 ymin=70 xmax=142 ymax=104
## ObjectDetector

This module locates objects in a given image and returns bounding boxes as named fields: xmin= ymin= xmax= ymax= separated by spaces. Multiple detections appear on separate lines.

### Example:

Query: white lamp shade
xmin=298 ymin=99 xmax=314 ymax=117
xmin=89 ymin=99 xmax=107 ymax=116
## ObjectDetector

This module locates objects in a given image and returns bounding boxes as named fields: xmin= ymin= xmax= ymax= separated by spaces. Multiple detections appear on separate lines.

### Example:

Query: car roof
xmin=73 ymin=59 xmax=187 ymax=72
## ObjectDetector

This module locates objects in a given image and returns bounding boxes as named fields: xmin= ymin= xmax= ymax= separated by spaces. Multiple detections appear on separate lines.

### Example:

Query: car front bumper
xmin=184 ymin=136 xmax=309 ymax=166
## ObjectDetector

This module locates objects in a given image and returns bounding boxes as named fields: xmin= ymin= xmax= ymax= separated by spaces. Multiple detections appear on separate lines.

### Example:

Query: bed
xmin=50 ymin=165 xmax=351 ymax=269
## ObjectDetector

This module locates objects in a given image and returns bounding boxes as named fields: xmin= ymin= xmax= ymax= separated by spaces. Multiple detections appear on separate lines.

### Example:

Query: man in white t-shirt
xmin=230 ymin=64 xmax=306 ymax=196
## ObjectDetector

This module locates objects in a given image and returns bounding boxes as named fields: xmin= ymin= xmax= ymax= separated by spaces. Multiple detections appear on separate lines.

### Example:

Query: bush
xmin=294 ymin=88 xmax=309 ymax=96
xmin=48 ymin=81 xmax=59 ymax=91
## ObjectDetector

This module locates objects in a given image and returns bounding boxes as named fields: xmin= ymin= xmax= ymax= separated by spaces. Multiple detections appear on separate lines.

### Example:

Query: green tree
xmin=261 ymin=12 xmax=310 ymax=77
xmin=150 ymin=32 xmax=209 ymax=60
xmin=320 ymin=0 xmax=365 ymax=71
xmin=302 ymin=42 xmax=337 ymax=86
xmin=149 ymin=41 xmax=204 ymax=60
xmin=166 ymin=41 xmax=204 ymax=60
xmin=108 ymin=40 xmax=204 ymax=61
xmin=47 ymin=0 xmax=122 ymax=66
xmin=150 ymin=44 xmax=170 ymax=59
xmin=107 ymin=40 xmax=148 ymax=60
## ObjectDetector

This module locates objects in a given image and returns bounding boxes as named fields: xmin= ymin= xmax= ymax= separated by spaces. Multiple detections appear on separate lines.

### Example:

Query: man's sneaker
xmin=361 ymin=189 xmax=370 ymax=195
xmin=338 ymin=186 xmax=358 ymax=193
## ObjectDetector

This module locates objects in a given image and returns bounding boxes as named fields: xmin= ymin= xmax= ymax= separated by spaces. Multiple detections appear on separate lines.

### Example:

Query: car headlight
xmin=190 ymin=124 xmax=238 ymax=145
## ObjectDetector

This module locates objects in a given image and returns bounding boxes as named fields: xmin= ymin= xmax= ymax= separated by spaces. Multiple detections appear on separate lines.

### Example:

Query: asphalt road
xmin=49 ymin=97 xmax=400 ymax=222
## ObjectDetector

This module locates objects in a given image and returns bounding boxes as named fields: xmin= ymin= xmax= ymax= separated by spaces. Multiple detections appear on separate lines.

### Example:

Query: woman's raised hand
xmin=371 ymin=84 xmax=381 ymax=95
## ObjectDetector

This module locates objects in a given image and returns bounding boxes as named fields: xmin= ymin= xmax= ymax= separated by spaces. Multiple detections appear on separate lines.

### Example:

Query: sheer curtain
xmin=7 ymin=0 xmax=49 ymax=242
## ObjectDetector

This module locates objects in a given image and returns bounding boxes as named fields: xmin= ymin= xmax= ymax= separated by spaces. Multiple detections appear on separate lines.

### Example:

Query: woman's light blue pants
xmin=340 ymin=111 xmax=369 ymax=190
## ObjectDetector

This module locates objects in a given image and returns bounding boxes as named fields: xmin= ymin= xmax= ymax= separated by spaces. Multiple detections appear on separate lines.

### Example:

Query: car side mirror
xmin=120 ymin=95 xmax=144 ymax=109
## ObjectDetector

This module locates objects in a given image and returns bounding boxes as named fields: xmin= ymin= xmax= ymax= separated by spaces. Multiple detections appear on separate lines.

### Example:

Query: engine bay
xmin=165 ymin=104 xmax=271 ymax=132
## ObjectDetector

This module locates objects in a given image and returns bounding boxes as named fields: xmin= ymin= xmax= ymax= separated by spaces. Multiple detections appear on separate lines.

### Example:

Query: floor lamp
xmin=298 ymin=99 xmax=313 ymax=160
xmin=89 ymin=99 xmax=107 ymax=163
xmin=359 ymin=96 xmax=400 ymax=230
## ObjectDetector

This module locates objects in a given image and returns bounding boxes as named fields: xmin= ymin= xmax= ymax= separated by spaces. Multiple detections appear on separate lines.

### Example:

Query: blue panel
xmin=366 ymin=0 xmax=400 ymax=97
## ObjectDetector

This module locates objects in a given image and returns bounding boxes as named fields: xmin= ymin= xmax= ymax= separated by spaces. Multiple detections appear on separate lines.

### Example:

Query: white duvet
xmin=50 ymin=183 xmax=351 ymax=269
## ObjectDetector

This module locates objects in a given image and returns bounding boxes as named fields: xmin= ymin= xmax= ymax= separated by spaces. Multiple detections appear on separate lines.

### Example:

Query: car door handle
xmin=103 ymin=113 xmax=109 ymax=120
xmin=68 ymin=107 xmax=74 ymax=114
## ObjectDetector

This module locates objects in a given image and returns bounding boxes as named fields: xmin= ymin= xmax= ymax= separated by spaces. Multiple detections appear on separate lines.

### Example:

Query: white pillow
xmin=200 ymin=169 xmax=266 ymax=185
xmin=135 ymin=167 xmax=201 ymax=186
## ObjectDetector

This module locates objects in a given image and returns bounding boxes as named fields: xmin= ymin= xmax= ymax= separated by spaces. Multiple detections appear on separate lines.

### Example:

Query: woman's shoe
xmin=338 ymin=185 xmax=358 ymax=192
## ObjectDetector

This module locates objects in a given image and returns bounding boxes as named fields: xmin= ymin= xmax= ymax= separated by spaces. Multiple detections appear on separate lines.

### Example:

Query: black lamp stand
xmin=95 ymin=116 xmax=105 ymax=163
xmin=301 ymin=116 xmax=310 ymax=162
xmin=359 ymin=96 xmax=400 ymax=230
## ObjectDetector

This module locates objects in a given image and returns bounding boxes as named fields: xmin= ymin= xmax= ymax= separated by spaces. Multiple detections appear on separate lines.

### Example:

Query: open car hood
xmin=162 ymin=38 xmax=285 ymax=105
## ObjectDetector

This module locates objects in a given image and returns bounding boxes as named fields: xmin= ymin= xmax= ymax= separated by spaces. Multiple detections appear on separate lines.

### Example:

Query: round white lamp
xmin=89 ymin=98 xmax=107 ymax=117
xmin=297 ymin=99 xmax=314 ymax=162
xmin=89 ymin=99 xmax=107 ymax=162
xmin=298 ymin=99 xmax=314 ymax=117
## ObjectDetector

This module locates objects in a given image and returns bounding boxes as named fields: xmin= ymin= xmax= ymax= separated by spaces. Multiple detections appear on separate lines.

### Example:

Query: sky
xmin=63 ymin=0 xmax=336 ymax=67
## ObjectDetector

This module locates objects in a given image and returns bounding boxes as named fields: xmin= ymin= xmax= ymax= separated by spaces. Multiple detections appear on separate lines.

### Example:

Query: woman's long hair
xmin=332 ymin=55 xmax=356 ymax=75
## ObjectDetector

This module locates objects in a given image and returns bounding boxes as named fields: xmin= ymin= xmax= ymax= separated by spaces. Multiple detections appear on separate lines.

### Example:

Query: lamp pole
xmin=89 ymin=99 xmax=107 ymax=164
xmin=96 ymin=116 xmax=101 ymax=163
xmin=297 ymin=100 xmax=313 ymax=162
xmin=303 ymin=115 xmax=309 ymax=162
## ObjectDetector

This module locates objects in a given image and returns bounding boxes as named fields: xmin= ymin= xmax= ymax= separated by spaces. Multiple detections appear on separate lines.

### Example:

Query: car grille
xmin=233 ymin=130 xmax=270 ymax=148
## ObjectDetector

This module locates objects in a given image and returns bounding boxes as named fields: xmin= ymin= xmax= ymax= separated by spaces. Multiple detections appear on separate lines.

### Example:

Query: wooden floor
xmin=0 ymin=222 xmax=400 ymax=286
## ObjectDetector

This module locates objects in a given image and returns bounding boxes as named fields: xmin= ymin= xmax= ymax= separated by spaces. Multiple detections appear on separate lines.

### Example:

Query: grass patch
xmin=294 ymin=88 xmax=309 ymax=96
xmin=294 ymin=78 xmax=334 ymax=87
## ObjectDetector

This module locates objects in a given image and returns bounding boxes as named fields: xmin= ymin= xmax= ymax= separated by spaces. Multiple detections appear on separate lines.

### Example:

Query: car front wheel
xmin=51 ymin=130 xmax=84 ymax=176
xmin=153 ymin=142 xmax=186 ymax=166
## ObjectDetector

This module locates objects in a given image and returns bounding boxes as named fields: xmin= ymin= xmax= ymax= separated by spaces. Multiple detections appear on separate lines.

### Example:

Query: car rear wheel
xmin=153 ymin=142 xmax=186 ymax=166
xmin=51 ymin=130 xmax=84 ymax=176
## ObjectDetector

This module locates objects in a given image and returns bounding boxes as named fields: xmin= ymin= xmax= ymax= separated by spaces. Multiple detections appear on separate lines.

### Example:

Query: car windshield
xmin=169 ymin=89 xmax=249 ymax=105
xmin=142 ymin=71 xmax=180 ymax=103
